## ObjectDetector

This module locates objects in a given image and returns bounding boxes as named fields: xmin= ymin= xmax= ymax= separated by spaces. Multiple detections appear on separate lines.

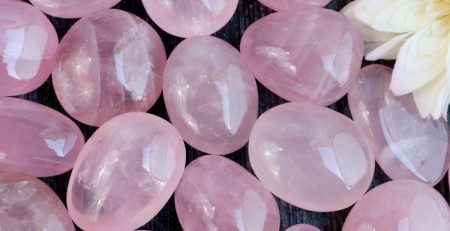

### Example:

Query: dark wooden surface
xmin=17 ymin=0 xmax=450 ymax=230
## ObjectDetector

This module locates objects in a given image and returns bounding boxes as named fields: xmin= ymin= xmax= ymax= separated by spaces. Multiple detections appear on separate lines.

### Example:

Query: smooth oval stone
xmin=0 ymin=172 xmax=75 ymax=231
xmin=163 ymin=36 xmax=258 ymax=155
xmin=29 ymin=0 xmax=121 ymax=18
xmin=348 ymin=65 xmax=450 ymax=185
xmin=286 ymin=224 xmax=321 ymax=231
xmin=175 ymin=155 xmax=280 ymax=231
xmin=67 ymin=112 xmax=186 ymax=231
xmin=0 ymin=97 xmax=84 ymax=177
xmin=142 ymin=0 xmax=238 ymax=38
xmin=240 ymin=6 xmax=363 ymax=106
xmin=53 ymin=9 xmax=166 ymax=127
xmin=249 ymin=103 xmax=374 ymax=212
xmin=0 ymin=1 xmax=58 ymax=97
xmin=258 ymin=0 xmax=331 ymax=11
xmin=343 ymin=180 xmax=450 ymax=231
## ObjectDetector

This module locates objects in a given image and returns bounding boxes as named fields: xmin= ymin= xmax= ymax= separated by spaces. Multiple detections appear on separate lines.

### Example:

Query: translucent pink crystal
xmin=240 ymin=6 xmax=363 ymax=105
xmin=343 ymin=180 xmax=450 ymax=231
xmin=175 ymin=155 xmax=280 ymax=231
xmin=249 ymin=103 xmax=374 ymax=212
xmin=258 ymin=0 xmax=331 ymax=11
xmin=53 ymin=9 xmax=166 ymax=127
xmin=0 ymin=1 xmax=58 ymax=97
xmin=29 ymin=0 xmax=121 ymax=18
xmin=163 ymin=36 xmax=258 ymax=155
xmin=67 ymin=112 xmax=186 ymax=231
xmin=286 ymin=224 xmax=321 ymax=231
xmin=348 ymin=65 xmax=450 ymax=185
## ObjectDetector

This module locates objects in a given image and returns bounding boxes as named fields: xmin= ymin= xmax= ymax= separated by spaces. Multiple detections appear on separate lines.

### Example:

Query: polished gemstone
xmin=29 ymin=0 xmax=121 ymax=18
xmin=258 ymin=0 xmax=331 ymax=11
xmin=0 ymin=1 xmax=58 ymax=97
xmin=348 ymin=65 xmax=450 ymax=185
xmin=67 ymin=112 xmax=186 ymax=231
xmin=175 ymin=155 xmax=280 ymax=231
xmin=286 ymin=224 xmax=321 ymax=231
xmin=163 ymin=36 xmax=258 ymax=155
xmin=240 ymin=6 xmax=363 ymax=105
xmin=53 ymin=9 xmax=166 ymax=127
xmin=249 ymin=103 xmax=374 ymax=212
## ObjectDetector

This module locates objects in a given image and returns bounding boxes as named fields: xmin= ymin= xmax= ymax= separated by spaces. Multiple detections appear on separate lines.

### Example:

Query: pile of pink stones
xmin=1 ymin=0 xmax=449 ymax=230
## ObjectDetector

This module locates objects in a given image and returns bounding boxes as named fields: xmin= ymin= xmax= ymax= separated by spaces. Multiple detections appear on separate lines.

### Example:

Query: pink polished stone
xmin=67 ymin=112 xmax=186 ymax=231
xmin=0 ymin=172 xmax=75 ymax=231
xmin=240 ymin=7 xmax=363 ymax=105
xmin=0 ymin=97 xmax=84 ymax=177
xmin=29 ymin=0 xmax=121 ymax=18
xmin=286 ymin=224 xmax=321 ymax=231
xmin=53 ymin=9 xmax=166 ymax=127
xmin=0 ymin=1 xmax=58 ymax=97
xmin=142 ymin=0 xmax=238 ymax=38
xmin=258 ymin=0 xmax=331 ymax=11
xmin=249 ymin=103 xmax=374 ymax=212
xmin=343 ymin=180 xmax=450 ymax=231
xmin=175 ymin=155 xmax=280 ymax=231
xmin=163 ymin=36 xmax=258 ymax=155
xmin=348 ymin=65 xmax=450 ymax=185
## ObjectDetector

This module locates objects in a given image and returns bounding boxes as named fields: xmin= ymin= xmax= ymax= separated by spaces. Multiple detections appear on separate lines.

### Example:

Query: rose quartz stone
xmin=0 ymin=172 xmax=75 ymax=231
xmin=0 ymin=97 xmax=84 ymax=177
xmin=53 ymin=9 xmax=166 ymax=127
xmin=0 ymin=1 xmax=58 ymax=97
xmin=142 ymin=0 xmax=238 ymax=38
xmin=348 ymin=65 xmax=450 ymax=185
xmin=240 ymin=6 xmax=363 ymax=106
xmin=258 ymin=0 xmax=331 ymax=11
xmin=175 ymin=155 xmax=280 ymax=231
xmin=163 ymin=36 xmax=258 ymax=155
xmin=249 ymin=103 xmax=374 ymax=212
xmin=29 ymin=0 xmax=121 ymax=18
xmin=67 ymin=112 xmax=186 ymax=231
xmin=286 ymin=224 xmax=321 ymax=231
xmin=343 ymin=180 xmax=450 ymax=231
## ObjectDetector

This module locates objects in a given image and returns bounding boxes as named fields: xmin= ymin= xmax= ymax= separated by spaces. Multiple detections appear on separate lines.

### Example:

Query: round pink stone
xmin=286 ymin=224 xmax=321 ymax=231
xmin=258 ymin=0 xmax=331 ymax=11
xmin=240 ymin=6 xmax=363 ymax=105
xmin=249 ymin=103 xmax=374 ymax=212
xmin=348 ymin=65 xmax=450 ymax=185
xmin=0 ymin=172 xmax=75 ymax=231
xmin=142 ymin=0 xmax=238 ymax=38
xmin=0 ymin=97 xmax=84 ymax=177
xmin=0 ymin=1 xmax=58 ymax=97
xmin=175 ymin=155 xmax=280 ymax=231
xmin=163 ymin=36 xmax=258 ymax=155
xmin=67 ymin=112 xmax=186 ymax=231
xmin=343 ymin=180 xmax=450 ymax=231
xmin=29 ymin=0 xmax=121 ymax=18
xmin=53 ymin=9 xmax=166 ymax=127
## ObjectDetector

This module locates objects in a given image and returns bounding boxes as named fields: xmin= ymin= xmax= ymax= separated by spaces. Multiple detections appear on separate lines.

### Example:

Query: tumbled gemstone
xmin=258 ymin=0 xmax=331 ymax=11
xmin=0 ymin=97 xmax=84 ymax=177
xmin=29 ymin=0 xmax=121 ymax=18
xmin=240 ymin=6 xmax=363 ymax=105
xmin=163 ymin=36 xmax=258 ymax=155
xmin=175 ymin=155 xmax=280 ymax=231
xmin=249 ymin=103 xmax=374 ymax=212
xmin=53 ymin=9 xmax=166 ymax=127
xmin=343 ymin=180 xmax=450 ymax=231
xmin=67 ymin=112 xmax=186 ymax=231
xmin=286 ymin=224 xmax=321 ymax=231
xmin=348 ymin=65 xmax=450 ymax=185
xmin=0 ymin=1 xmax=58 ymax=97
xmin=0 ymin=172 xmax=75 ymax=231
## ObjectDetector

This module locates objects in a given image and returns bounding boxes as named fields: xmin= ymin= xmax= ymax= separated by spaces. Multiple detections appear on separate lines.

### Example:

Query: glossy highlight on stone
xmin=240 ymin=6 xmax=363 ymax=105
xmin=0 ymin=97 xmax=84 ymax=177
xmin=29 ymin=0 xmax=121 ymax=18
xmin=249 ymin=103 xmax=374 ymax=212
xmin=286 ymin=224 xmax=321 ymax=231
xmin=67 ymin=112 xmax=186 ymax=231
xmin=348 ymin=65 xmax=450 ymax=185
xmin=53 ymin=9 xmax=166 ymax=127
xmin=0 ymin=1 xmax=58 ymax=97
xmin=163 ymin=36 xmax=258 ymax=155
xmin=175 ymin=155 xmax=280 ymax=231
xmin=258 ymin=0 xmax=331 ymax=11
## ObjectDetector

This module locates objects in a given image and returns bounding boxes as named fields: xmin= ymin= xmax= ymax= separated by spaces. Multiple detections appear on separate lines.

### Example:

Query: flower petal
xmin=412 ymin=72 xmax=447 ymax=118
xmin=366 ymin=32 xmax=412 ymax=60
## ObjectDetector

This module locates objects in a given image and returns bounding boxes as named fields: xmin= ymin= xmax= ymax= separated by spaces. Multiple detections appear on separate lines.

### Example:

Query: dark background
xmin=17 ymin=0 xmax=450 ymax=230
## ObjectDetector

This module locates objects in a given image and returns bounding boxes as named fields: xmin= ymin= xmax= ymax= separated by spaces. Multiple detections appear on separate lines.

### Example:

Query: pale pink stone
xmin=53 ymin=9 xmax=166 ymax=127
xmin=29 ymin=0 xmax=121 ymax=18
xmin=286 ymin=224 xmax=321 ymax=231
xmin=67 ymin=112 xmax=186 ymax=231
xmin=175 ymin=155 xmax=280 ymax=231
xmin=0 ymin=172 xmax=75 ymax=231
xmin=240 ymin=7 xmax=363 ymax=106
xmin=142 ymin=0 xmax=238 ymax=38
xmin=0 ymin=1 xmax=58 ymax=97
xmin=348 ymin=65 xmax=450 ymax=185
xmin=343 ymin=180 xmax=450 ymax=231
xmin=163 ymin=36 xmax=258 ymax=155
xmin=249 ymin=103 xmax=374 ymax=212
xmin=258 ymin=0 xmax=331 ymax=11
xmin=0 ymin=97 xmax=84 ymax=177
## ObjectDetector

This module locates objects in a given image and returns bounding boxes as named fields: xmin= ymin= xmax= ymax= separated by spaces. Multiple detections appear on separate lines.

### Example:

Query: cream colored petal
xmin=347 ymin=0 xmax=394 ymax=25
xmin=412 ymin=72 xmax=447 ymax=118
xmin=366 ymin=32 xmax=412 ymax=60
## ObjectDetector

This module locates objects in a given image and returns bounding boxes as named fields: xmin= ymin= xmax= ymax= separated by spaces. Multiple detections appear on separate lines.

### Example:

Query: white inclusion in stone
xmin=242 ymin=189 xmax=267 ymax=231
xmin=201 ymin=0 xmax=227 ymax=15
xmin=45 ymin=138 xmax=67 ymax=157
xmin=255 ymin=45 xmax=297 ymax=76
xmin=3 ymin=28 xmax=26 ymax=80
xmin=317 ymin=145 xmax=348 ymax=188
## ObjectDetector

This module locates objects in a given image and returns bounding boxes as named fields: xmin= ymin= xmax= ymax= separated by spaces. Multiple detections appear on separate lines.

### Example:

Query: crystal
xmin=286 ymin=224 xmax=321 ymax=231
xmin=29 ymin=0 xmax=121 ymax=18
xmin=258 ymin=0 xmax=331 ymax=11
